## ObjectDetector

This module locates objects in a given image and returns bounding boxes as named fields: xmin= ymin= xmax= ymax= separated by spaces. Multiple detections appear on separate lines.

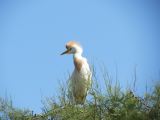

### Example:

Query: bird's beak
xmin=60 ymin=49 xmax=70 ymax=55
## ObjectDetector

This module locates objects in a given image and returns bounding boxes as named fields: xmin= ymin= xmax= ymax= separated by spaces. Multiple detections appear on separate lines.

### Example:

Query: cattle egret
xmin=61 ymin=41 xmax=92 ymax=104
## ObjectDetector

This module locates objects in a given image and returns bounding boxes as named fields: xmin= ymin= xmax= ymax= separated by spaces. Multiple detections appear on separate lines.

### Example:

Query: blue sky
xmin=0 ymin=0 xmax=160 ymax=113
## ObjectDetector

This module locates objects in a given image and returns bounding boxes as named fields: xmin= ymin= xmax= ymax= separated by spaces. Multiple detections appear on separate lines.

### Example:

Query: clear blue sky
xmin=0 ymin=0 xmax=160 ymax=113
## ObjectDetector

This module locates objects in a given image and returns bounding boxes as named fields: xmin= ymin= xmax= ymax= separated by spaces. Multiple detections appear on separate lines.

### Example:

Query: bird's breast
xmin=72 ymin=56 xmax=92 ymax=90
xmin=72 ymin=62 xmax=91 ymax=86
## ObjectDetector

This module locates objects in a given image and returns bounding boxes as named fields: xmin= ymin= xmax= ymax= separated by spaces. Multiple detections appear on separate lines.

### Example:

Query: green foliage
xmin=39 ymin=67 xmax=160 ymax=120
xmin=0 ymin=96 xmax=33 ymax=120
xmin=0 ymin=68 xmax=160 ymax=120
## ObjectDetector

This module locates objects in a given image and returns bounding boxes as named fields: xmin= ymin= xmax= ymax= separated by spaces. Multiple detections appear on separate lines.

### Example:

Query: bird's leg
xmin=83 ymin=104 xmax=85 ymax=113
xmin=82 ymin=103 xmax=87 ymax=118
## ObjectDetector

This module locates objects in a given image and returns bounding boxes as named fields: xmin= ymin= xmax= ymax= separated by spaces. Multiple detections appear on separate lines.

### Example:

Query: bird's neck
xmin=73 ymin=53 xmax=83 ymax=72
xmin=73 ymin=52 xmax=83 ymax=59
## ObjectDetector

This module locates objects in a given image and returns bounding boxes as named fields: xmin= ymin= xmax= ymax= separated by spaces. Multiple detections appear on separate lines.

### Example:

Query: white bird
xmin=61 ymin=41 xmax=92 ymax=104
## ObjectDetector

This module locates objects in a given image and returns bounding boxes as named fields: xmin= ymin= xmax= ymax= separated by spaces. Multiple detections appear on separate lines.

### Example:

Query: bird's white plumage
xmin=61 ymin=41 xmax=92 ymax=104
xmin=69 ymin=54 xmax=92 ymax=104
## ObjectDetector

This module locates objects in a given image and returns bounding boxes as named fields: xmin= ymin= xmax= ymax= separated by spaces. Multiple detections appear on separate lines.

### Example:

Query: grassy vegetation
xmin=0 ymin=67 xmax=160 ymax=120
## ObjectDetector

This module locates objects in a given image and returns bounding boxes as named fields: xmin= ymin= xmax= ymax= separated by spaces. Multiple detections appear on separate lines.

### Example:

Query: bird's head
xmin=61 ymin=41 xmax=83 ymax=55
